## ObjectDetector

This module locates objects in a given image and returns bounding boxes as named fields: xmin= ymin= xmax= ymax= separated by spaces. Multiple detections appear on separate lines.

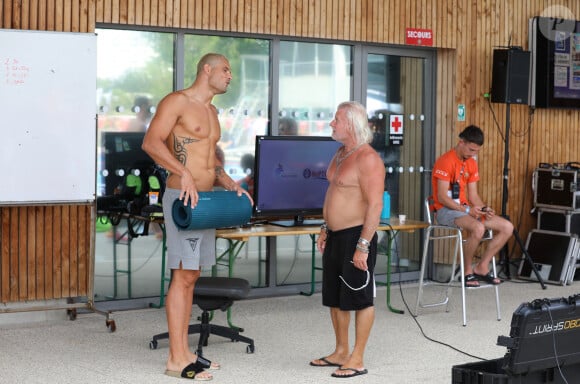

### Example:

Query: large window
xmin=277 ymin=41 xmax=352 ymax=136
xmin=94 ymin=29 xmax=273 ymax=300
xmin=96 ymin=29 xmax=174 ymax=197
xmin=94 ymin=27 xmax=434 ymax=300
xmin=183 ymin=36 xmax=270 ymax=182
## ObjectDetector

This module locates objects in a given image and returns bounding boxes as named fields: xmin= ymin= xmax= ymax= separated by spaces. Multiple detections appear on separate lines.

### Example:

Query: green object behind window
xmin=125 ymin=174 xmax=142 ymax=195
xmin=148 ymin=175 xmax=160 ymax=191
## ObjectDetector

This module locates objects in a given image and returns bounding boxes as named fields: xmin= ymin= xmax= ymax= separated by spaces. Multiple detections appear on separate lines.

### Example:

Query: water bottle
xmin=380 ymin=191 xmax=391 ymax=220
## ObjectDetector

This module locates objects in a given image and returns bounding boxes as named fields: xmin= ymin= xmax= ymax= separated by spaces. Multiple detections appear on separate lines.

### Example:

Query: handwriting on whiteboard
xmin=3 ymin=58 xmax=30 ymax=86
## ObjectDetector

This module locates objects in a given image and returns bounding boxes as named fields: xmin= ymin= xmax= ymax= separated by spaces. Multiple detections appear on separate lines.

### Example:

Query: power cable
xmin=397 ymin=281 xmax=486 ymax=360
xmin=545 ymin=303 xmax=570 ymax=384
xmin=390 ymin=225 xmax=487 ymax=362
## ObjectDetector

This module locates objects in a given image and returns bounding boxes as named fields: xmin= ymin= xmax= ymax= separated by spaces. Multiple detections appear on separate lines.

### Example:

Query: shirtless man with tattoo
xmin=142 ymin=53 xmax=252 ymax=381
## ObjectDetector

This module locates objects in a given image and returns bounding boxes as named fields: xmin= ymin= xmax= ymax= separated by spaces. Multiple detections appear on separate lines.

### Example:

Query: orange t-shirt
xmin=431 ymin=149 xmax=479 ymax=210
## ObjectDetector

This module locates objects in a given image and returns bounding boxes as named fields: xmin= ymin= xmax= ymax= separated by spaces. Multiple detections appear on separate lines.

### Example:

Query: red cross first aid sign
xmin=389 ymin=114 xmax=404 ymax=145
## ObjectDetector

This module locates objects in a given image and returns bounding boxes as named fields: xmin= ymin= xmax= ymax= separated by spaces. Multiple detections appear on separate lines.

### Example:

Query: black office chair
xmin=149 ymin=276 xmax=255 ymax=355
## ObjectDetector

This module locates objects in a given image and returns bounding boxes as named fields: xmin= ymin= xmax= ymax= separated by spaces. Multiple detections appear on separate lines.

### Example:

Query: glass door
xmin=361 ymin=47 xmax=435 ymax=281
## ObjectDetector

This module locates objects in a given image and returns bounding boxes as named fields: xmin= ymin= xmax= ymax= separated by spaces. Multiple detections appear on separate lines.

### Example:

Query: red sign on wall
xmin=406 ymin=28 xmax=433 ymax=46
xmin=389 ymin=114 xmax=404 ymax=145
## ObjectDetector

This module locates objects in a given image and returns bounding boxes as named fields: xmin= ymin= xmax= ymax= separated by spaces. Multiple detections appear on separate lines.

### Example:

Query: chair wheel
xmin=106 ymin=319 xmax=116 ymax=332
xmin=67 ymin=309 xmax=77 ymax=321
xmin=246 ymin=344 xmax=255 ymax=354
xmin=149 ymin=340 xmax=158 ymax=350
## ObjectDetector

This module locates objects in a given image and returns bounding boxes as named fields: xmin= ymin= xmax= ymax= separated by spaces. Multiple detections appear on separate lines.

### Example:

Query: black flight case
xmin=452 ymin=295 xmax=580 ymax=383
xmin=517 ymin=229 xmax=579 ymax=286
xmin=533 ymin=166 xmax=580 ymax=211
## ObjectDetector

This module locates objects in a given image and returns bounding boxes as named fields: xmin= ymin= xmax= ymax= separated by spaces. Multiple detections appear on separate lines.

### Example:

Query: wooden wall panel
xmin=0 ymin=205 xmax=92 ymax=303
xmin=3 ymin=0 xmax=580 ymax=302
xmin=399 ymin=58 xmax=424 ymax=264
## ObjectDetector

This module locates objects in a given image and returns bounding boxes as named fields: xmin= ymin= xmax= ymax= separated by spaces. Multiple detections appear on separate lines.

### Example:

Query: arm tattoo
xmin=173 ymin=135 xmax=198 ymax=165
xmin=215 ymin=166 xmax=225 ymax=179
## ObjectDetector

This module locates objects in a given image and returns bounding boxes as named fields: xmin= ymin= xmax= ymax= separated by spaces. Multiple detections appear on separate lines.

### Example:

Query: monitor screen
xmin=253 ymin=135 xmax=341 ymax=226
xmin=529 ymin=16 xmax=580 ymax=109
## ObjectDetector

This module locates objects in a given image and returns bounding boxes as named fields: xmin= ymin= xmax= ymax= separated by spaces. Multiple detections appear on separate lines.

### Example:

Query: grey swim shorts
xmin=435 ymin=206 xmax=467 ymax=227
xmin=162 ymin=188 xmax=216 ymax=270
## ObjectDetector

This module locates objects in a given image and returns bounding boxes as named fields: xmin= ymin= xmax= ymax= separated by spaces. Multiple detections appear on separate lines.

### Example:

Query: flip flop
xmin=474 ymin=272 xmax=502 ymax=285
xmin=464 ymin=274 xmax=480 ymax=288
xmin=331 ymin=367 xmax=368 ymax=378
xmin=194 ymin=355 xmax=220 ymax=371
xmin=164 ymin=362 xmax=213 ymax=381
xmin=310 ymin=357 xmax=341 ymax=367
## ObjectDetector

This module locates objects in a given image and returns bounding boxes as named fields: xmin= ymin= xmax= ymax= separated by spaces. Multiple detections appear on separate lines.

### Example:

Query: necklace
xmin=335 ymin=144 xmax=363 ymax=169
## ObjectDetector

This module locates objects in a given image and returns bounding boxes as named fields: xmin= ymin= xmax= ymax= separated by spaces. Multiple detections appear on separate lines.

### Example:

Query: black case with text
xmin=452 ymin=296 xmax=580 ymax=383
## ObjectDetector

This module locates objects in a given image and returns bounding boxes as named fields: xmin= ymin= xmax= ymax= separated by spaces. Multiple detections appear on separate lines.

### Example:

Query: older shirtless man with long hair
xmin=142 ymin=53 xmax=251 ymax=381
xmin=310 ymin=101 xmax=385 ymax=378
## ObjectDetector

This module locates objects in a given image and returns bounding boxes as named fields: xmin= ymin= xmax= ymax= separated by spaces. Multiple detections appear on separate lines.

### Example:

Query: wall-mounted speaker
xmin=491 ymin=49 xmax=530 ymax=104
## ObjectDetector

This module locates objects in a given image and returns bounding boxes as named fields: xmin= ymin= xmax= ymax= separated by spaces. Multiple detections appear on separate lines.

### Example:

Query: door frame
xmin=355 ymin=45 xmax=437 ymax=282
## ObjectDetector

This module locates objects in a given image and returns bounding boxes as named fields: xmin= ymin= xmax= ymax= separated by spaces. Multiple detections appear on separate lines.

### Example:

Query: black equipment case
xmin=452 ymin=296 xmax=580 ymax=383
xmin=537 ymin=208 xmax=580 ymax=236
xmin=533 ymin=167 xmax=580 ymax=210
xmin=517 ymin=229 xmax=579 ymax=286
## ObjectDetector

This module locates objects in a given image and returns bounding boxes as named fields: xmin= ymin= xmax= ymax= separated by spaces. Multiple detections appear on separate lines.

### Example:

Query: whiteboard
xmin=0 ymin=30 xmax=97 ymax=205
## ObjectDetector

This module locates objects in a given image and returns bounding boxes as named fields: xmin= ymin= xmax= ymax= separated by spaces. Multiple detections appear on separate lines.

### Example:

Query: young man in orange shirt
xmin=432 ymin=125 xmax=513 ymax=287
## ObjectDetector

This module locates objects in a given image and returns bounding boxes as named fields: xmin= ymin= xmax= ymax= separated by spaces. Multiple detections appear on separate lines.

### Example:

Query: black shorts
xmin=322 ymin=225 xmax=377 ymax=311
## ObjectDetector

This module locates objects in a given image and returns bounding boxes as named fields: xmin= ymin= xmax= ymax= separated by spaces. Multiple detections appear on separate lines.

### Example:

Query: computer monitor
xmin=252 ymin=135 xmax=341 ymax=226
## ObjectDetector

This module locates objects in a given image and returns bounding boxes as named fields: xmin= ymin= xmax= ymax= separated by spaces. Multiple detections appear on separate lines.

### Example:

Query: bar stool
xmin=415 ymin=196 xmax=501 ymax=326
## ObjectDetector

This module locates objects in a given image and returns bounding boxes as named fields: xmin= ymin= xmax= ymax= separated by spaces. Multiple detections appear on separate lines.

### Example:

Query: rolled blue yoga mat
xmin=171 ymin=191 xmax=252 ymax=230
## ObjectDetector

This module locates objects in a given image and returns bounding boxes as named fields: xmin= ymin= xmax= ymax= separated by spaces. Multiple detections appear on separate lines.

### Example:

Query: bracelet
xmin=356 ymin=244 xmax=370 ymax=253
xmin=358 ymin=238 xmax=370 ymax=247
xmin=320 ymin=223 xmax=328 ymax=233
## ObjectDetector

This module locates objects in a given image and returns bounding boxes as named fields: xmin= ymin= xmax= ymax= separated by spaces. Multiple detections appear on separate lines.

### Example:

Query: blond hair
xmin=337 ymin=101 xmax=373 ymax=145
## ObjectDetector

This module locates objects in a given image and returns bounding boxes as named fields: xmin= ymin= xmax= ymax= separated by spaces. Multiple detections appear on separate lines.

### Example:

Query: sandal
xmin=474 ymin=272 xmax=502 ymax=285
xmin=310 ymin=357 xmax=341 ymax=367
xmin=464 ymin=274 xmax=480 ymax=288
xmin=194 ymin=355 xmax=220 ymax=371
xmin=165 ymin=362 xmax=212 ymax=381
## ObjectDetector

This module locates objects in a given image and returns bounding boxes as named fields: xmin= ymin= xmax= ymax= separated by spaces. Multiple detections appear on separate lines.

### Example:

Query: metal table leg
xmin=301 ymin=234 xmax=319 ymax=296
xmin=375 ymin=229 xmax=404 ymax=314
